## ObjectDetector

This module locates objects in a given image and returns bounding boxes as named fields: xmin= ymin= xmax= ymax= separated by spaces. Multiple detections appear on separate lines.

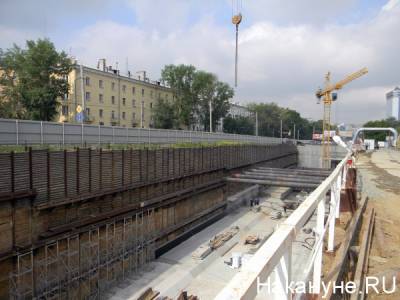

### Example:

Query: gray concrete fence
xmin=0 ymin=118 xmax=285 ymax=146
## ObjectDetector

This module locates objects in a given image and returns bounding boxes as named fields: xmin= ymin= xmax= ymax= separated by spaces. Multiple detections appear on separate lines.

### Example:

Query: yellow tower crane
xmin=315 ymin=67 xmax=368 ymax=168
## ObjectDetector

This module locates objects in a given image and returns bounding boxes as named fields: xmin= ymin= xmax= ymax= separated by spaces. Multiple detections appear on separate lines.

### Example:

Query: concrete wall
xmin=297 ymin=144 xmax=347 ymax=168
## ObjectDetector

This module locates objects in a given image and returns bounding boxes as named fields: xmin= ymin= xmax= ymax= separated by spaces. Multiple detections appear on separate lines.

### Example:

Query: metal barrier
xmin=0 ymin=118 xmax=284 ymax=145
xmin=215 ymin=152 xmax=352 ymax=300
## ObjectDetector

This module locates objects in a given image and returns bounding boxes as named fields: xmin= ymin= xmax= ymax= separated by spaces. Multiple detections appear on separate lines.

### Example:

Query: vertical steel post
xmin=41 ymin=121 xmax=44 ymax=145
xmin=81 ymin=123 xmax=84 ymax=146
xmin=98 ymin=125 xmax=101 ymax=146
xmin=16 ymin=119 xmax=19 ymax=145
xmin=255 ymin=111 xmax=258 ymax=136
xmin=328 ymin=181 xmax=337 ymax=252
xmin=62 ymin=122 xmax=65 ymax=146
xmin=273 ymin=245 xmax=292 ymax=299
xmin=313 ymin=198 xmax=325 ymax=294
xmin=209 ymin=100 xmax=212 ymax=133
xmin=336 ymin=170 xmax=342 ymax=219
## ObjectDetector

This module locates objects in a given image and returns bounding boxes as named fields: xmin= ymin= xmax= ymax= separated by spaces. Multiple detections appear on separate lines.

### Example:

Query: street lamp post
xmin=209 ymin=100 xmax=212 ymax=133
xmin=293 ymin=123 xmax=296 ymax=141
xmin=255 ymin=111 xmax=258 ymax=136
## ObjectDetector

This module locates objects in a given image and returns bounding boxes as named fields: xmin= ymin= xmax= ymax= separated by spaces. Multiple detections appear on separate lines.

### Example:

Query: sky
xmin=1 ymin=0 xmax=399 ymax=124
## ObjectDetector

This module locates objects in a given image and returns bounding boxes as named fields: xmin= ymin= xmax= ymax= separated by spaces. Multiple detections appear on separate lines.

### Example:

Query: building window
xmin=111 ymin=96 xmax=115 ymax=105
xmin=85 ymin=107 xmax=90 ymax=116
xmin=122 ymin=98 xmax=126 ymax=106
xmin=150 ymin=90 xmax=153 ymax=98
xmin=99 ymin=80 xmax=103 ymax=88
xmin=122 ymin=112 xmax=126 ymax=119
xmin=166 ymin=94 xmax=169 ymax=100
xmin=142 ymin=88 xmax=144 ymax=96
xmin=62 ymin=105 xmax=68 ymax=116
xmin=99 ymin=122 xmax=104 ymax=126
xmin=99 ymin=94 xmax=104 ymax=103
xmin=132 ymin=87 xmax=136 ymax=94
xmin=122 ymin=85 xmax=126 ymax=93
xmin=132 ymin=99 xmax=136 ymax=107
xmin=99 ymin=109 xmax=103 ymax=118
xmin=132 ymin=112 xmax=136 ymax=120
xmin=85 ymin=77 xmax=90 ymax=86
xmin=111 ymin=110 xmax=115 ymax=119
xmin=85 ymin=92 xmax=91 ymax=101
xmin=150 ymin=102 xmax=153 ymax=109
xmin=111 ymin=82 xmax=115 ymax=90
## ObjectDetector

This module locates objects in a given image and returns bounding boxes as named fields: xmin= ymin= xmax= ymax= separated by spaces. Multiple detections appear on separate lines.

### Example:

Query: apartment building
xmin=59 ymin=63 xmax=175 ymax=128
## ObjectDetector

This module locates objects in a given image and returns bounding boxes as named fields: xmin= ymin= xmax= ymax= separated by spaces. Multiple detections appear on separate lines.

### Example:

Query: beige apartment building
xmin=59 ymin=63 xmax=175 ymax=128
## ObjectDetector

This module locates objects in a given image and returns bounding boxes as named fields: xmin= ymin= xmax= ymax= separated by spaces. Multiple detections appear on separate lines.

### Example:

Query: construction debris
xmin=176 ymin=291 xmax=198 ymax=300
xmin=137 ymin=287 xmax=160 ymax=300
xmin=209 ymin=226 xmax=240 ymax=250
xmin=351 ymin=208 xmax=375 ymax=299
xmin=245 ymin=235 xmax=260 ymax=245
xmin=191 ymin=244 xmax=212 ymax=260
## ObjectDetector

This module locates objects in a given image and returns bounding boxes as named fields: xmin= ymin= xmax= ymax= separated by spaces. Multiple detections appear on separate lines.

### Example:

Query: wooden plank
xmin=322 ymin=196 xmax=369 ymax=300
xmin=350 ymin=208 xmax=375 ymax=300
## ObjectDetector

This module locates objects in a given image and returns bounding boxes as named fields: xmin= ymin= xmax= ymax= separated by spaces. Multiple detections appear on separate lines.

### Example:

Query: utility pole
xmin=280 ymin=119 xmax=283 ymax=143
xmin=209 ymin=100 xmax=212 ymax=133
xmin=80 ymin=65 xmax=85 ymax=112
xmin=293 ymin=124 xmax=296 ymax=140
xmin=255 ymin=111 xmax=258 ymax=136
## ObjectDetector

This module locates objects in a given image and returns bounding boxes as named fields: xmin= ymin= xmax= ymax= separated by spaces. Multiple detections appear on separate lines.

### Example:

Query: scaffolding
xmin=9 ymin=208 xmax=157 ymax=300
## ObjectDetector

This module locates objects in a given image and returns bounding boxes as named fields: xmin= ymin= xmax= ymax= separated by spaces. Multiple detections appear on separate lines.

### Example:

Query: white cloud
xmin=2 ymin=0 xmax=399 ymax=124
xmin=0 ymin=26 xmax=41 ymax=49
xmin=382 ymin=0 xmax=400 ymax=11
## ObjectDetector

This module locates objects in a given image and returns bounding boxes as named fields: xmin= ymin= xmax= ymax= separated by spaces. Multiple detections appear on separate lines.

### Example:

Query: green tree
xmin=363 ymin=118 xmax=400 ymax=141
xmin=247 ymin=102 xmax=318 ymax=139
xmin=194 ymin=72 xmax=233 ymax=131
xmin=223 ymin=116 xmax=255 ymax=135
xmin=152 ymin=98 xmax=176 ymax=129
xmin=0 ymin=38 xmax=73 ymax=121
xmin=161 ymin=64 xmax=197 ymax=127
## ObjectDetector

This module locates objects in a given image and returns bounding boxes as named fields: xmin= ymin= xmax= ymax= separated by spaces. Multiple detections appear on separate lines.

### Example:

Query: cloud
xmin=1 ymin=0 xmax=399 ymax=124
xmin=382 ymin=0 xmax=400 ymax=11
xmin=243 ymin=0 xmax=359 ymax=25
xmin=0 ymin=26 xmax=41 ymax=49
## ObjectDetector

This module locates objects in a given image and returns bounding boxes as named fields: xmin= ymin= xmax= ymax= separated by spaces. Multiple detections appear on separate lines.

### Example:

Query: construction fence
xmin=0 ymin=118 xmax=284 ymax=146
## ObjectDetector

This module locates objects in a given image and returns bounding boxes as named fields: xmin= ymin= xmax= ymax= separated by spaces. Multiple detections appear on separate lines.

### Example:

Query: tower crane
xmin=232 ymin=0 xmax=243 ymax=87
xmin=315 ymin=67 xmax=368 ymax=168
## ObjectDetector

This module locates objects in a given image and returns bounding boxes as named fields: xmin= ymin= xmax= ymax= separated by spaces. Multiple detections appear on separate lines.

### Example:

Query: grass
xmin=0 ymin=141 xmax=251 ymax=153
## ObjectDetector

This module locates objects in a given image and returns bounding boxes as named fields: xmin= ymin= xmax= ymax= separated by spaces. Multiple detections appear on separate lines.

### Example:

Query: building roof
xmin=75 ymin=64 xmax=173 ymax=92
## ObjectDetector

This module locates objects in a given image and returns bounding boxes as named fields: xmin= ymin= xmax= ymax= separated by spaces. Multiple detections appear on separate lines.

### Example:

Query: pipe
xmin=246 ymin=170 xmax=327 ymax=180
xmin=226 ymin=177 xmax=319 ymax=189
xmin=250 ymin=170 xmax=329 ymax=178
xmin=255 ymin=167 xmax=331 ymax=176
xmin=239 ymin=173 xmax=324 ymax=184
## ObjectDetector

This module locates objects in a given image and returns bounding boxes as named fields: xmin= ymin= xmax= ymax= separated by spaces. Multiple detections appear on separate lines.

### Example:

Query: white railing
xmin=215 ymin=152 xmax=352 ymax=300
xmin=0 ymin=118 xmax=286 ymax=146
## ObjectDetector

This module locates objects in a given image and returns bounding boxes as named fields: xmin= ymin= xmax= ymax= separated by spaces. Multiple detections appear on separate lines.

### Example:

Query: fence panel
xmin=0 ymin=118 xmax=289 ymax=146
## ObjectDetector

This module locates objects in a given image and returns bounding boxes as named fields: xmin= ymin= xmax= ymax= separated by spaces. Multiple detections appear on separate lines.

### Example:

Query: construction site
xmin=1 ymin=1 xmax=400 ymax=299
xmin=0 ymin=135 xmax=399 ymax=300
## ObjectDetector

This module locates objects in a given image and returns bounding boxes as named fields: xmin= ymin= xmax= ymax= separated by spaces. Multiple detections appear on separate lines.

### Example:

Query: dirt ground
xmin=356 ymin=150 xmax=400 ymax=299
